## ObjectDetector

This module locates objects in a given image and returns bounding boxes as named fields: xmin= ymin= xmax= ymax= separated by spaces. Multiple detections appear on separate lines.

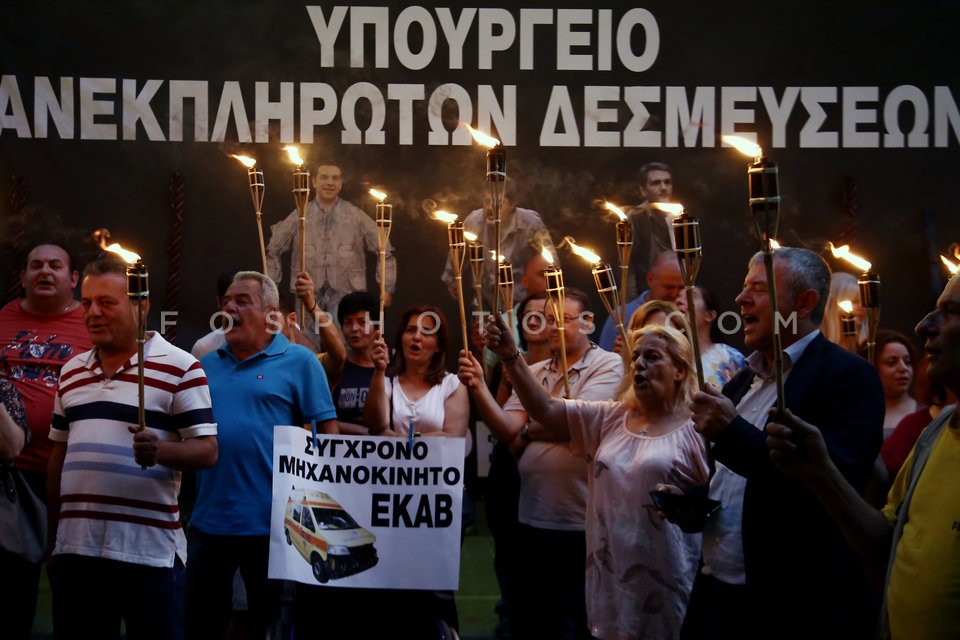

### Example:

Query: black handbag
xmin=0 ymin=463 xmax=48 ymax=563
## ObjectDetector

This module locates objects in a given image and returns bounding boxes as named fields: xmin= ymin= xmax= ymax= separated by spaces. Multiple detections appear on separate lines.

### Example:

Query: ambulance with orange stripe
xmin=283 ymin=488 xmax=379 ymax=583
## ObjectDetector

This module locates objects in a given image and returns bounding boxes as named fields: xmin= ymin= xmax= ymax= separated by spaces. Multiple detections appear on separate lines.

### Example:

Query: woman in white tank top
xmin=364 ymin=304 xmax=469 ymax=438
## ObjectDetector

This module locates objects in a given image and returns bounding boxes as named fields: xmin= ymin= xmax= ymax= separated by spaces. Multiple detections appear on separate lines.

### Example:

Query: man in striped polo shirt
xmin=47 ymin=255 xmax=218 ymax=640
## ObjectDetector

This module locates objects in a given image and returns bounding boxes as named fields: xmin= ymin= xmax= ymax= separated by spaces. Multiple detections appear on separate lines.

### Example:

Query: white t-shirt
xmin=384 ymin=372 xmax=461 ymax=435
xmin=190 ymin=328 xmax=226 ymax=360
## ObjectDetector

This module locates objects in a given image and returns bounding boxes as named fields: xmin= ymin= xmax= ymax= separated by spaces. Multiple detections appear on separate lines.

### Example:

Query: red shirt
xmin=880 ymin=406 xmax=935 ymax=479
xmin=0 ymin=299 xmax=90 ymax=472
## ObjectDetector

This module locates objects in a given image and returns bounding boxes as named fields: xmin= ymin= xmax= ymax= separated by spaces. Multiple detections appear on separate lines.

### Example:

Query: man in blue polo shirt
xmin=185 ymin=271 xmax=338 ymax=640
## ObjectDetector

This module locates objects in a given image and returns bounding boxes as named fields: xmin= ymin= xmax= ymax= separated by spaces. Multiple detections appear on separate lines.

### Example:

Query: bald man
xmin=597 ymin=249 xmax=683 ymax=351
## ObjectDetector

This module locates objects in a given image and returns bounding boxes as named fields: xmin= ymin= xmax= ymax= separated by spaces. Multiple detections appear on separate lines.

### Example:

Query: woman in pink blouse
xmin=472 ymin=318 xmax=709 ymax=640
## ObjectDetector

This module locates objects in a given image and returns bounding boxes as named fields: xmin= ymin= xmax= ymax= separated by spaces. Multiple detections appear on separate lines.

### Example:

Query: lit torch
xmin=566 ymin=237 xmax=631 ymax=359
xmin=465 ymin=123 xmax=506 ymax=320
xmin=105 ymin=243 xmax=149 ymax=437
xmin=465 ymin=230 xmax=487 ymax=365
xmin=434 ymin=210 xmax=470 ymax=351
xmin=654 ymin=202 xmax=706 ymax=390
xmin=829 ymin=242 xmax=880 ymax=362
xmin=284 ymin=145 xmax=310 ymax=325
xmin=838 ymin=299 xmax=859 ymax=352
xmin=941 ymin=254 xmax=959 ymax=276
xmin=370 ymin=188 xmax=392 ymax=332
xmin=542 ymin=247 xmax=570 ymax=398
xmin=604 ymin=201 xmax=632 ymax=323
xmin=494 ymin=252 xmax=515 ymax=338
xmin=465 ymin=230 xmax=485 ymax=315
xmin=724 ymin=134 xmax=786 ymax=413
xmin=231 ymin=154 xmax=267 ymax=274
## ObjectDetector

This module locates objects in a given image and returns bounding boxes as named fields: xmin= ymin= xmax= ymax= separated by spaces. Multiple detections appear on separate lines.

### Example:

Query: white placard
xmin=268 ymin=428 xmax=464 ymax=590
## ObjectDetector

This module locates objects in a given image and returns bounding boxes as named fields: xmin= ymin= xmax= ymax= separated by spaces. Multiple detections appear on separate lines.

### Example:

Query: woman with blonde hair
xmin=821 ymin=272 xmax=868 ymax=351
xmin=473 ymin=318 xmax=709 ymax=640
xmin=612 ymin=299 xmax=690 ymax=356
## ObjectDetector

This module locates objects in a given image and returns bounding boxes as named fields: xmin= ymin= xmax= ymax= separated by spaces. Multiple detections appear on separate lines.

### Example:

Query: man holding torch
xmin=765 ymin=274 xmax=960 ymax=639
xmin=47 ymin=254 xmax=218 ymax=640
xmin=673 ymin=247 xmax=884 ymax=639
xmin=266 ymin=161 xmax=396 ymax=330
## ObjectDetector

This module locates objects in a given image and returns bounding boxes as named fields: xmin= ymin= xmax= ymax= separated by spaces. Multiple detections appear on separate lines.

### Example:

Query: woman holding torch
xmin=362 ymin=305 xmax=469 ymax=634
xmin=364 ymin=305 xmax=469 ymax=439
xmin=470 ymin=315 xmax=708 ymax=640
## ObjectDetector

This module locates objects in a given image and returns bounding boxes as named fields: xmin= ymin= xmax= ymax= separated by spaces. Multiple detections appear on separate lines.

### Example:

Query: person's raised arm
xmin=363 ymin=333 xmax=395 ymax=436
xmin=766 ymin=409 xmax=892 ymax=575
xmin=458 ymin=350 xmax=528 ymax=442
xmin=485 ymin=314 xmax=568 ymax=434
xmin=296 ymin=271 xmax=346 ymax=388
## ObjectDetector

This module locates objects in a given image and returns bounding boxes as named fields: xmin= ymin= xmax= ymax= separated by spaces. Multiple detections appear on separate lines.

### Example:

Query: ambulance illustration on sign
xmin=284 ymin=488 xmax=379 ymax=583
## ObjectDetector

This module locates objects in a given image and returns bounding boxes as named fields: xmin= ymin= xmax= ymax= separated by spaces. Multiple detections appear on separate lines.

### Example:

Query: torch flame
xmin=432 ymin=210 xmax=459 ymax=224
xmin=283 ymin=145 xmax=304 ymax=166
xmin=828 ymin=243 xmax=872 ymax=271
xmin=105 ymin=243 xmax=141 ymax=264
xmin=369 ymin=188 xmax=387 ymax=202
xmin=603 ymin=201 xmax=628 ymax=221
xmin=941 ymin=255 xmax=959 ymax=275
xmin=722 ymin=135 xmax=763 ymax=158
xmin=540 ymin=246 xmax=555 ymax=265
xmin=838 ymin=300 xmax=854 ymax=314
xmin=464 ymin=231 xmax=478 ymax=243
xmin=651 ymin=202 xmax=684 ymax=217
xmin=231 ymin=154 xmax=256 ymax=168
xmin=463 ymin=123 xmax=501 ymax=148
xmin=564 ymin=237 xmax=601 ymax=265
xmin=770 ymin=239 xmax=782 ymax=249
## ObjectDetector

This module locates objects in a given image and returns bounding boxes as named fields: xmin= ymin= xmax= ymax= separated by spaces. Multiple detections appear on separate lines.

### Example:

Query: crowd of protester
xmin=2 ymin=160 xmax=958 ymax=640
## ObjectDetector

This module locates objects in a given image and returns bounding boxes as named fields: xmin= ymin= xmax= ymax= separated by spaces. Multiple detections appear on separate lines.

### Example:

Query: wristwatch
xmin=520 ymin=422 xmax=532 ymax=443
